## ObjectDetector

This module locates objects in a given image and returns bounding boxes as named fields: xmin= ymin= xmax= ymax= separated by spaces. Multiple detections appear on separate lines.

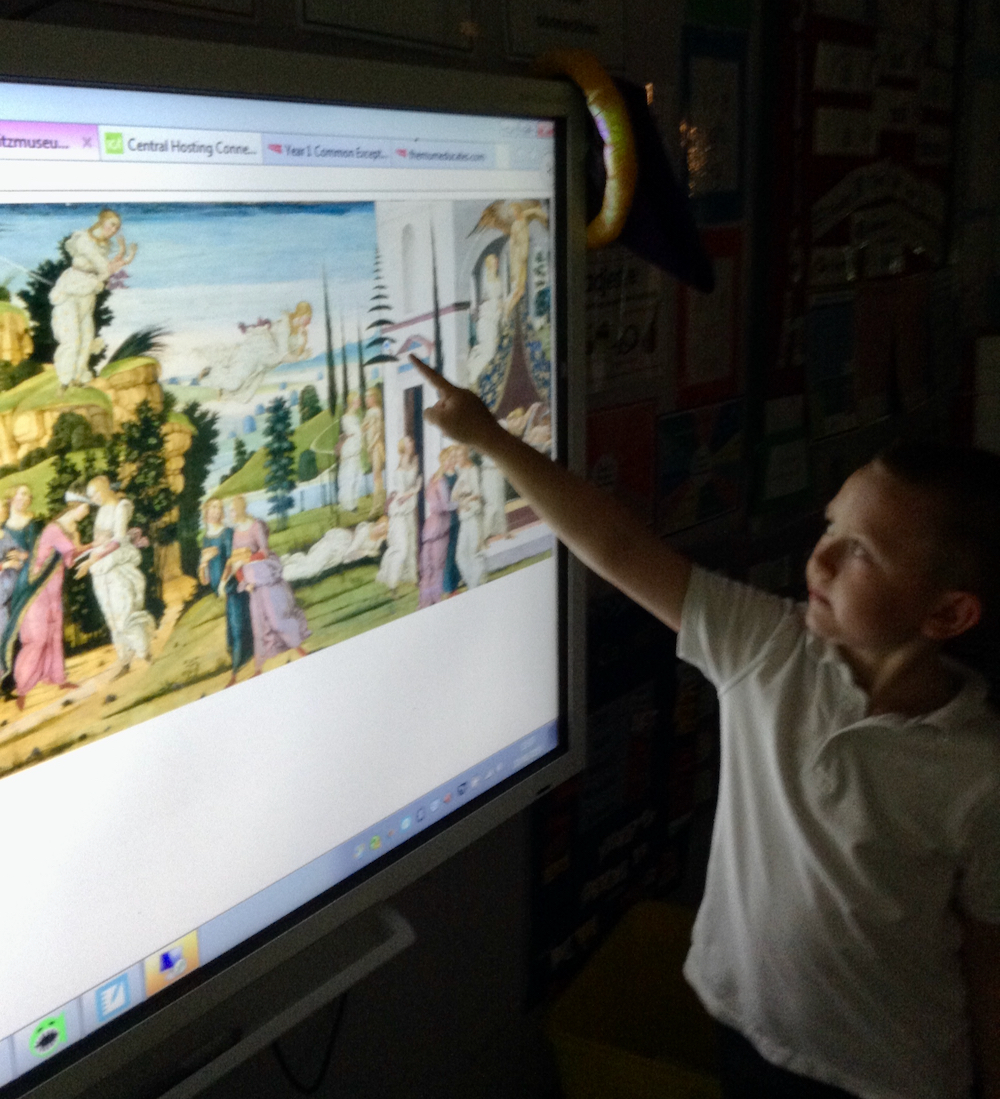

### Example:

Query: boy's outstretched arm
xmin=411 ymin=356 xmax=691 ymax=632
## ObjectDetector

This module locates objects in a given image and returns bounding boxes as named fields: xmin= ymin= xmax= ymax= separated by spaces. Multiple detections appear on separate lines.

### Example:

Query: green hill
xmin=0 ymin=447 xmax=105 ymax=508
xmin=0 ymin=368 xmax=111 ymax=416
xmin=97 ymin=354 xmax=158 ymax=382
xmin=216 ymin=410 xmax=340 ymax=496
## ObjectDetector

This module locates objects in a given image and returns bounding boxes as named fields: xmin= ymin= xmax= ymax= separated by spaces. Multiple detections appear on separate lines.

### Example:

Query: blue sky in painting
xmin=0 ymin=202 xmax=378 ymax=384
xmin=0 ymin=202 xmax=375 ymax=291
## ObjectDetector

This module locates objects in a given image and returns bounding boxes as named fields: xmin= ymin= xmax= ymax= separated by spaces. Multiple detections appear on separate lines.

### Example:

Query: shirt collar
xmin=801 ymin=610 xmax=991 ymax=730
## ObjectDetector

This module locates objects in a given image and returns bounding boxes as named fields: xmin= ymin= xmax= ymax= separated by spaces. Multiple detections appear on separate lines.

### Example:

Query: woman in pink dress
xmin=14 ymin=498 xmax=92 ymax=710
xmin=222 ymin=495 xmax=310 ymax=675
xmin=418 ymin=447 xmax=457 ymax=608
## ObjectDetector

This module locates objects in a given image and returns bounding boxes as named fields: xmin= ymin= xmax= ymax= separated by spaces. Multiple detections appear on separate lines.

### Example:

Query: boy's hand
xmin=411 ymin=356 xmax=690 ymax=631
xmin=409 ymin=356 xmax=505 ymax=453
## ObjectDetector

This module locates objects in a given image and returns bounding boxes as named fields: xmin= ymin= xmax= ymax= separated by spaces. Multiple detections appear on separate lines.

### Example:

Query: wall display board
xmin=587 ymin=402 xmax=658 ymax=524
xmin=754 ymin=394 xmax=811 ymax=517
xmin=585 ymin=247 xmax=669 ymax=398
xmin=676 ymin=226 xmax=743 ymax=406
xmin=655 ymin=399 xmax=744 ymax=534
xmin=758 ymin=0 xmax=961 ymax=452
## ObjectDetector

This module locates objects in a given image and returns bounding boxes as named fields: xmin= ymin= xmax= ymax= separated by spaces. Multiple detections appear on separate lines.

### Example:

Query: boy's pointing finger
xmin=406 ymin=353 xmax=500 ymax=449
xmin=409 ymin=354 xmax=456 ymax=393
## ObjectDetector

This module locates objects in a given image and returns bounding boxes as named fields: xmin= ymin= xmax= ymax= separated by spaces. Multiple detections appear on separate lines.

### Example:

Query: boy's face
xmin=804 ymin=462 xmax=948 ymax=655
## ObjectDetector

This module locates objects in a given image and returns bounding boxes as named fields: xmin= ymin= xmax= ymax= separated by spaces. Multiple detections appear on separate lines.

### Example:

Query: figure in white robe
xmin=49 ymin=209 xmax=136 ymax=388
xmin=280 ymin=517 xmax=387 ymax=582
xmin=464 ymin=254 xmax=504 ymax=386
xmin=80 ymin=476 xmax=154 ymax=673
xmin=480 ymin=451 xmax=508 ymax=542
xmin=345 ymin=518 xmax=389 ymax=563
xmin=377 ymin=437 xmax=422 ymax=592
xmin=452 ymin=448 xmax=486 ymax=590
xmin=337 ymin=395 xmax=364 ymax=512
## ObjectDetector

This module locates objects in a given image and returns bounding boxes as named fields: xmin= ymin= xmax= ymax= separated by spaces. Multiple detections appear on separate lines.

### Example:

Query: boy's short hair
xmin=876 ymin=440 xmax=1000 ymax=702
xmin=876 ymin=440 xmax=1000 ymax=615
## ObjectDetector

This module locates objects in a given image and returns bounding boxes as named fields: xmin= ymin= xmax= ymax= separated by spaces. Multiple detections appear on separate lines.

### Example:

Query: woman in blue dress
xmin=0 ymin=484 xmax=42 ymax=681
xmin=0 ymin=494 xmax=30 ymax=678
xmin=199 ymin=497 xmax=252 ymax=687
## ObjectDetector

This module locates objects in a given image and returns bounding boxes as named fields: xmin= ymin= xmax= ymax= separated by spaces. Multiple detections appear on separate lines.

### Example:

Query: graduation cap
xmin=537 ymin=50 xmax=714 ymax=293
xmin=586 ymin=78 xmax=714 ymax=292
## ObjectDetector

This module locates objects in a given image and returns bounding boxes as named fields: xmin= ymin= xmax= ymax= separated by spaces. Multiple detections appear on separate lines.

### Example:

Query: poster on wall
xmin=753 ymin=394 xmax=811 ymax=518
xmin=587 ymin=402 xmax=657 ymax=524
xmin=676 ymin=227 xmax=742 ymax=406
xmin=585 ymin=247 xmax=669 ymax=397
xmin=805 ymin=292 xmax=858 ymax=438
xmin=655 ymin=399 xmax=744 ymax=534
xmin=811 ymin=428 xmax=884 ymax=506
xmin=763 ymin=0 xmax=959 ymax=405
xmin=853 ymin=280 xmax=895 ymax=423
xmin=681 ymin=26 xmax=748 ymax=223
xmin=505 ymin=0 xmax=624 ymax=68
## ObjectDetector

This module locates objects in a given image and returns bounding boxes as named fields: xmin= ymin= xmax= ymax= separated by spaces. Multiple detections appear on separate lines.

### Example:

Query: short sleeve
xmin=958 ymin=788 xmax=1000 ymax=923
xmin=677 ymin=565 xmax=798 ymax=691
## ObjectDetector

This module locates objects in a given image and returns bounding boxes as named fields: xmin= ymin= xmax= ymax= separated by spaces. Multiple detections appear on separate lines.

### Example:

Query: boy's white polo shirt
xmin=678 ymin=566 xmax=1000 ymax=1099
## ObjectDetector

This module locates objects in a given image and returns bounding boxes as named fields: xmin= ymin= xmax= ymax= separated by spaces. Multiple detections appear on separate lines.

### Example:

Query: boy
xmin=411 ymin=356 xmax=1000 ymax=1099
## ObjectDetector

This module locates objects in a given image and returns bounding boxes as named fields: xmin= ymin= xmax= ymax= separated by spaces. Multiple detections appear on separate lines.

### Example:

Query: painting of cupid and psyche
xmin=0 ymin=198 xmax=555 ymax=779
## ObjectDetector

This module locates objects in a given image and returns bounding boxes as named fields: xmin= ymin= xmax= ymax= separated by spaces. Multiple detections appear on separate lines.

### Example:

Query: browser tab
xmin=98 ymin=125 xmax=262 ymax=164
xmin=262 ymin=134 xmax=395 ymax=167
xmin=0 ymin=121 xmax=99 ymax=160
xmin=392 ymin=141 xmax=495 ymax=169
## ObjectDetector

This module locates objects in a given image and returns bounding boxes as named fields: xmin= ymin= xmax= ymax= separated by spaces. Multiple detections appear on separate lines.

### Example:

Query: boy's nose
xmin=809 ymin=537 xmax=840 ymax=577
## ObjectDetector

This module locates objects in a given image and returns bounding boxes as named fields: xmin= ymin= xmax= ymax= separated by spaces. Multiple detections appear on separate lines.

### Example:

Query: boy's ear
xmin=922 ymin=590 xmax=982 ymax=641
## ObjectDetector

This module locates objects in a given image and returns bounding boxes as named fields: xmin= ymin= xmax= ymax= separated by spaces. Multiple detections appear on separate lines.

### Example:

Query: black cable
xmin=272 ymin=993 xmax=349 ymax=1096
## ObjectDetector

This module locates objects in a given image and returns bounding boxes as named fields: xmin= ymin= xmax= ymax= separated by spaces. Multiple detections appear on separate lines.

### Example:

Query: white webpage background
xmin=0 ymin=559 xmax=558 ymax=1035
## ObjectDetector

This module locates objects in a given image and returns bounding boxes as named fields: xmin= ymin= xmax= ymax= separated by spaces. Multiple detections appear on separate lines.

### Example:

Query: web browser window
xmin=0 ymin=82 xmax=560 ymax=1088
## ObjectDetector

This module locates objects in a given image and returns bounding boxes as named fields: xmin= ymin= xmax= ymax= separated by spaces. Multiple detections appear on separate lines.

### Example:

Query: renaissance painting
xmin=0 ymin=197 xmax=554 ymax=779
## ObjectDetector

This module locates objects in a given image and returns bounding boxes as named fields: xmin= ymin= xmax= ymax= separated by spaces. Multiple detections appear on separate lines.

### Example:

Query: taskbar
xmin=0 ymin=718 xmax=559 ymax=1086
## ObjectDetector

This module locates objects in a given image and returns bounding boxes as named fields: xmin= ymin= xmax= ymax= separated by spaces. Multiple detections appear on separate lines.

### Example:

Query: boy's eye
xmin=849 ymin=540 xmax=870 ymax=561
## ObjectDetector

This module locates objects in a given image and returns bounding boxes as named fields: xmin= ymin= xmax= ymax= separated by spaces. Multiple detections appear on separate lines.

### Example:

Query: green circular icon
xmin=29 ymin=1014 xmax=66 ymax=1058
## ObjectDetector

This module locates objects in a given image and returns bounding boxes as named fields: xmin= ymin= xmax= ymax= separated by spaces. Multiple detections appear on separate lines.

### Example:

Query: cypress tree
xmin=263 ymin=396 xmax=295 ymax=530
